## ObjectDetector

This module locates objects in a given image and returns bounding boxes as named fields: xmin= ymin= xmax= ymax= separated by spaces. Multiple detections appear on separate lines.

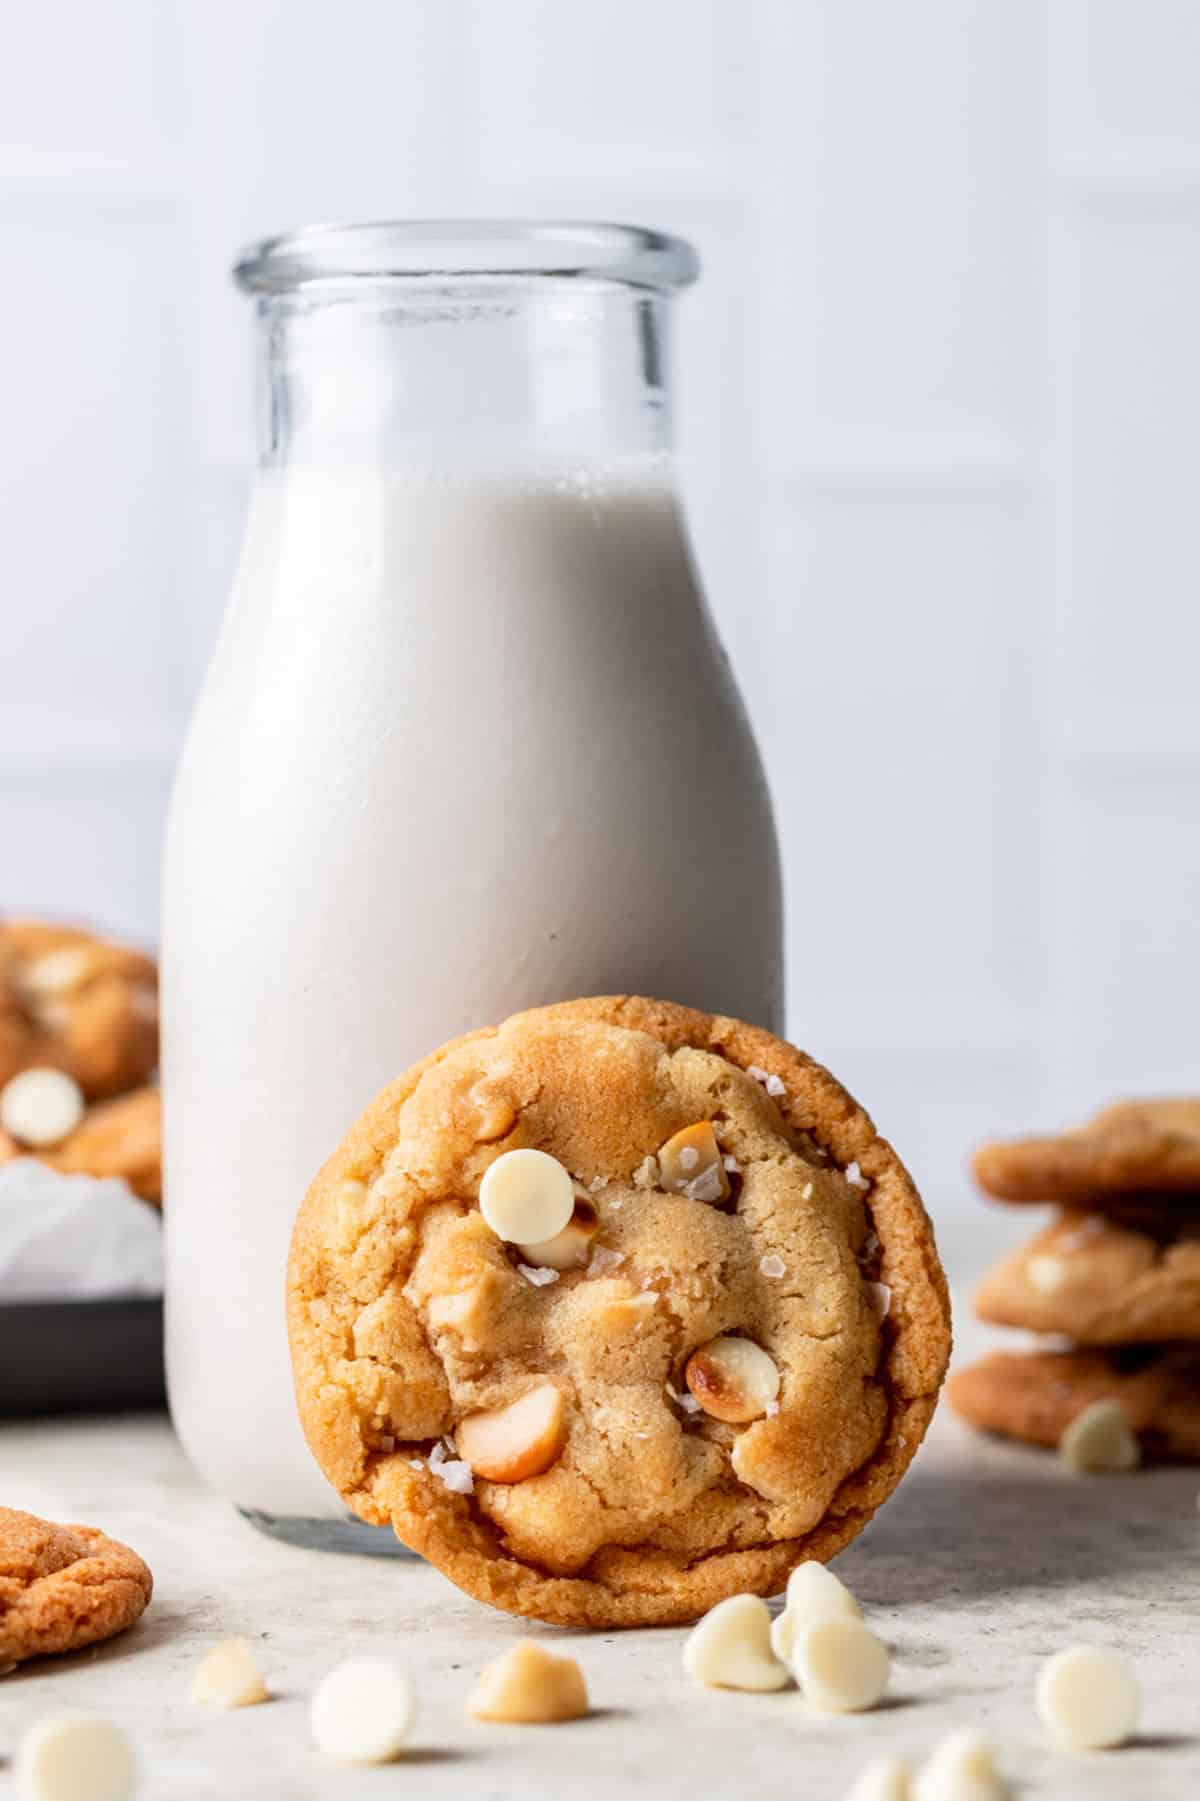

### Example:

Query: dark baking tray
xmin=0 ymin=1297 xmax=165 ymax=1414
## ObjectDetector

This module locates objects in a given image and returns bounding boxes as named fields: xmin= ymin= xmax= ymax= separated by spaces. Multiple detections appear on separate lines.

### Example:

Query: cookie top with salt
xmin=287 ymin=995 xmax=949 ymax=1628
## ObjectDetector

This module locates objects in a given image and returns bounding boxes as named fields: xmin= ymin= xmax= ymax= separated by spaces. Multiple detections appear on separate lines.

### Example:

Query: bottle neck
xmin=254 ymin=282 xmax=674 ymax=472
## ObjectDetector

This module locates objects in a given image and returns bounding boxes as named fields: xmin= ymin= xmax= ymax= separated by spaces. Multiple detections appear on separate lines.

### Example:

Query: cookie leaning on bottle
xmin=287 ymin=995 xmax=950 ymax=1628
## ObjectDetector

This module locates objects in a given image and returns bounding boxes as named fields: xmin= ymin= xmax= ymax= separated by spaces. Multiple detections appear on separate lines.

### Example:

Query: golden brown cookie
xmin=0 ymin=1507 xmax=153 ymax=1665
xmin=0 ymin=920 xmax=158 ymax=1101
xmin=288 ymin=995 xmax=951 ymax=1628
xmin=38 ymin=1086 xmax=163 ymax=1205
xmin=973 ymin=1098 xmax=1200 ymax=1213
xmin=974 ymin=1210 xmax=1200 ymax=1345
xmin=948 ymin=1346 xmax=1200 ymax=1461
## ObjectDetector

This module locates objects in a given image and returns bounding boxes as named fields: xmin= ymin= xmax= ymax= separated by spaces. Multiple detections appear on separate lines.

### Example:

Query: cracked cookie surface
xmin=287 ymin=996 xmax=950 ymax=1627
xmin=0 ymin=920 xmax=158 ymax=1101
xmin=974 ymin=1210 xmax=1200 ymax=1345
xmin=0 ymin=1507 xmax=153 ymax=1665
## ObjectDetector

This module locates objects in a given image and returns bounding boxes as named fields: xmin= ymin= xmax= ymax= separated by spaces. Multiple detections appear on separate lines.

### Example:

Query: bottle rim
xmin=233 ymin=219 xmax=700 ymax=296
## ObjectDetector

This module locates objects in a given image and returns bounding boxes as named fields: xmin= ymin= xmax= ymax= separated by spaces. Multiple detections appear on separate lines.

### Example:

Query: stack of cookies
xmin=0 ymin=919 xmax=161 ymax=1204
xmin=949 ymin=1099 xmax=1200 ymax=1462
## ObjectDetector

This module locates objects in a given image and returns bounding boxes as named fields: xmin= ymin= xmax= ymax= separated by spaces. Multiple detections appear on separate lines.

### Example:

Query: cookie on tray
xmin=0 ymin=921 xmax=158 ymax=1102
xmin=288 ymin=995 xmax=950 ymax=1628
xmin=973 ymin=1210 xmax=1200 ymax=1346
xmin=0 ymin=1507 xmax=153 ymax=1666
xmin=973 ymin=1097 xmax=1200 ymax=1213
xmin=948 ymin=1346 xmax=1200 ymax=1461
xmin=39 ymin=1086 xmax=163 ymax=1205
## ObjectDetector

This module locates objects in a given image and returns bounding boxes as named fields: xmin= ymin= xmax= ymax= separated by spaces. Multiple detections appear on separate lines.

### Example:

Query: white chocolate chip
xmin=310 ymin=1658 xmax=416 ymax=1764
xmin=843 ymin=1757 xmax=913 ymax=1801
xmin=682 ymin=1593 xmax=790 ymax=1691
xmin=15 ymin=1711 xmax=136 ymax=1801
xmin=759 ymin=1253 xmax=787 ymax=1279
xmin=912 ymin=1729 xmax=1009 ymax=1801
xmin=456 ymin=1383 xmax=566 ymax=1484
xmin=1058 ymin=1400 xmax=1141 ymax=1473
xmin=467 ymin=1642 xmax=588 ymax=1723
xmin=685 ymin=1335 xmax=780 ymax=1423
xmin=190 ymin=1638 xmax=270 ymax=1709
xmin=770 ymin=1561 xmax=862 ymax=1662
xmin=791 ymin=1616 xmax=890 ymax=1713
xmin=1029 ymin=1254 xmax=1067 ymax=1295
xmin=0 ymin=1069 xmax=85 ymax=1148
xmin=479 ymin=1148 xmax=574 ymax=1246
xmin=1035 ymin=1645 xmax=1140 ymax=1751
xmin=517 ymin=1192 xmax=600 ymax=1270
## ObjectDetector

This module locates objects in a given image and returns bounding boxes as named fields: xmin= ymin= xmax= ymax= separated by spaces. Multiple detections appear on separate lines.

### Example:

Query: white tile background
xmin=2 ymin=0 xmax=1199 ymax=1269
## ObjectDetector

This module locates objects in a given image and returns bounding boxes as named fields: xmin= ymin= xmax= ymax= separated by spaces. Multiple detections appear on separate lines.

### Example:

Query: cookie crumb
xmin=468 ymin=1641 xmax=589 ymax=1723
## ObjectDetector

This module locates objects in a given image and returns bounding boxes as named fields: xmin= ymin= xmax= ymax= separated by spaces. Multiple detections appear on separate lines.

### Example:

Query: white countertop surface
xmin=1 ymin=1360 xmax=1198 ymax=1800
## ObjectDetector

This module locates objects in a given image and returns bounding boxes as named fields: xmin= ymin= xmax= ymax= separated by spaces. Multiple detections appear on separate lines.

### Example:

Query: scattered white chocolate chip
xmin=759 ymin=1253 xmax=787 ymax=1280
xmin=1035 ymin=1645 xmax=1140 ymax=1751
xmin=456 ymin=1383 xmax=565 ymax=1484
xmin=0 ymin=1069 xmax=85 ymax=1149
xmin=1059 ymin=1400 xmax=1141 ymax=1473
xmin=682 ymin=1594 xmax=790 ymax=1691
xmin=189 ymin=1638 xmax=270 ymax=1709
xmin=479 ymin=1148 xmax=574 ymax=1247
xmin=866 ymin=1282 xmax=892 ymax=1319
xmin=843 ymin=1756 xmax=913 ymax=1801
xmin=517 ymin=1263 xmax=560 ymax=1288
xmin=467 ymin=1642 xmax=588 ymax=1723
xmin=770 ymin=1560 xmax=862 ymax=1662
xmin=15 ymin=1711 xmax=136 ymax=1801
xmin=1029 ymin=1254 xmax=1067 ymax=1295
xmin=845 ymin=1160 xmax=869 ymax=1189
xmin=912 ymin=1729 xmax=1009 ymax=1801
xmin=309 ymin=1658 xmax=415 ymax=1764
xmin=791 ymin=1617 xmax=890 ymax=1713
xmin=427 ymin=1440 xmax=475 ymax=1495
xmin=517 ymin=1193 xmax=600 ymax=1270
xmin=685 ymin=1335 xmax=781 ymax=1424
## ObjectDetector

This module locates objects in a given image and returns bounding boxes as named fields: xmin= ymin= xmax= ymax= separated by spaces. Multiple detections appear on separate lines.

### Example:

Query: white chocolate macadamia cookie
xmin=288 ymin=997 xmax=950 ymax=1627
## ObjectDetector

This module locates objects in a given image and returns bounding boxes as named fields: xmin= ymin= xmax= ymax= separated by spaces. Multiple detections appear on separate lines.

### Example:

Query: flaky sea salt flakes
xmin=589 ymin=1174 xmax=610 ymax=1192
xmin=746 ymin=1065 xmax=769 ymax=1085
xmin=518 ymin=1263 xmax=560 ymax=1288
xmin=679 ymin=1145 xmax=700 ymax=1171
xmin=845 ymin=1161 xmax=869 ymax=1190
xmin=765 ymin=1073 xmax=786 ymax=1099
xmin=858 ymin=1230 xmax=881 ymax=1263
xmin=764 ymin=1399 xmax=780 ymax=1418
xmin=588 ymin=1245 xmax=626 ymax=1277
xmin=865 ymin=1282 xmax=892 ymax=1319
xmin=802 ymin=1182 xmax=814 ymax=1200
xmin=759 ymin=1253 xmax=787 ymax=1280
xmin=666 ymin=1382 xmax=702 ymax=1416
xmin=684 ymin=1162 xmax=726 ymax=1204
xmin=409 ymin=1459 xmax=424 ymax=1472
xmin=379 ymin=1434 xmax=396 ymax=1453
xmin=634 ymin=1154 xmax=660 ymax=1189
xmin=724 ymin=1155 xmax=742 ymax=1174
xmin=428 ymin=1441 xmax=474 ymax=1496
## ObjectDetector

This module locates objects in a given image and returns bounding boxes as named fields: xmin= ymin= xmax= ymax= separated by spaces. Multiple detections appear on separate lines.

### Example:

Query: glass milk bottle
xmin=162 ymin=222 xmax=783 ymax=1549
